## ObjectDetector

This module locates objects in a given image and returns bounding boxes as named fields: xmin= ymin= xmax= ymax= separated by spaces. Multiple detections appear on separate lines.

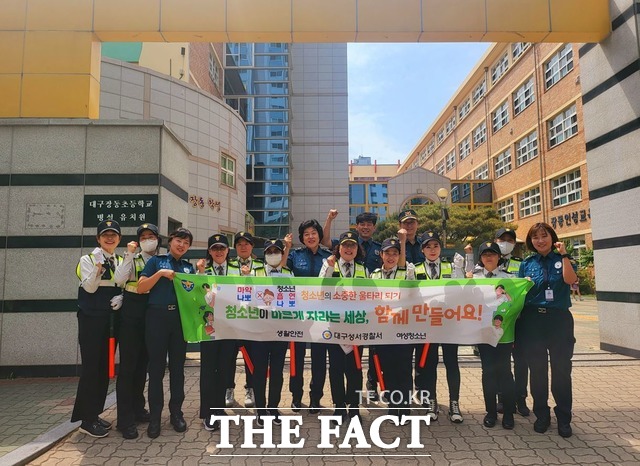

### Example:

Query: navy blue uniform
xmin=359 ymin=237 xmax=382 ymax=273
xmin=518 ymin=251 xmax=574 ymax=426
xmin=405 ymin=238 xmax=425 ymax=264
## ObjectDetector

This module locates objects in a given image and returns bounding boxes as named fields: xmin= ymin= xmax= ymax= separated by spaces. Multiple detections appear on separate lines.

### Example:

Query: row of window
xmin=496 ymin=168 xmax=583 ymax=222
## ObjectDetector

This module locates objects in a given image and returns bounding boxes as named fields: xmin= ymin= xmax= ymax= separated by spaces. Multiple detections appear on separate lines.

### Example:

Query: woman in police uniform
xmin=72 ymin=220 xmax=123 ymax=438
xmin=319 ymin=231 xmax=368 ymax=421
xmin=138 ymin=228 xmax=194 ymax=439
xmin=113 ymin=223 xmax=159 ymax=439
xmin=518 ymin=223 xmax=577 ymax=438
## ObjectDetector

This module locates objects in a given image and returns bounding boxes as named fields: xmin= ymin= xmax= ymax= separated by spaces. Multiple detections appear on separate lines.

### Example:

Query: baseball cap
xmin=339 ymin=231 xmax=358 ymax=244
xmin=479 ymin=241 xmax=501 ymax=256
xmin=137 ymin=223 xmax=159 ymax=239
xmin=208 ymin=234 xmax=229 ymax=249
xmin=97 ymin=219 xmax=121 ymax=236
xmin=399 ymin=209 xmax=418 ymax=223
xmin=234 ymin=231 xmax=254 ymax=246
xmin=420 ymin=231 xmax=442 ymax=247
xmin=263 ymin=238 xmax=285 ymax=252
xmin=495 ymin=227 xmax=517 ymax=241
xmin=381 ymin=238 xmax=401 ymax=252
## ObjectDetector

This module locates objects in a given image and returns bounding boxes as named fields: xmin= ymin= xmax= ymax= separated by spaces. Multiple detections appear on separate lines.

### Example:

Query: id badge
xmin=545 ymin=289 xmax=554 ymax=301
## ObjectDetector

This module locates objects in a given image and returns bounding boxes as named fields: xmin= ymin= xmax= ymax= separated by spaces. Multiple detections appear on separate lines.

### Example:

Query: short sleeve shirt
xmin=518 ymin=251 xmax=571 ymax=309
xmin=141 ymin=254 xmax=195 ymax=306
xmin=287 ymin=247 xmax=332 ymax=278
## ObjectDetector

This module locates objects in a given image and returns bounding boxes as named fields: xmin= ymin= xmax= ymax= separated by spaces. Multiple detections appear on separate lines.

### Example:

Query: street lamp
xmin=436 ymin=187 xmax=449 ymax=246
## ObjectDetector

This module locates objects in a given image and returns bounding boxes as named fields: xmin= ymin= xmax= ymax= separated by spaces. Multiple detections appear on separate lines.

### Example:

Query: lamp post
xmin=437 ymin=187 xmax=449 ymax=246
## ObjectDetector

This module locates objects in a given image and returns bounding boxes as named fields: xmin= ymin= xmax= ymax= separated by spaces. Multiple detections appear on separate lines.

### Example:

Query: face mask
xmin=140 ymin=239 xmax=158 ymax=253
xmin=265 ymin=253 xmax=283 ymax=267
xmin=498 ymin=242 xmax=514 ymax=256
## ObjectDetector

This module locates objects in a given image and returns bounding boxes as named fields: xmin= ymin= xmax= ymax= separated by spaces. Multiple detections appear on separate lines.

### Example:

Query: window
xmin=491 ymin=53 xmax=509 ymax=84
xmin=545 ymin=44 xmax=573 ymax=90
xmin=445 ymin=150 xmax=456 ymax=172
xmin=427 ymin=141 xmax=435 ymax=155
xmin=474 ymin=163 xmax=488 ymax=180
xmin=552 ymin=169 xmax=582 ymax=207
xmin=497 ymin=198 xmax=514 ymax=222
xmin=418 ymin=148 xmax=427 ymax=165
xmin=512 ymin=42 xmax=530 ymax=61
xmin=209 ymin=53 xmax=220 ymax=87
xmin=492 ymin=101 xmax=509 ymax=133
xmin=459 ymin=137 xmax=471 ymax=161
xmin=519 ymin=187 xmax=541 ymax=217
xmin=513 ymin=78 xmax=535 ymax=115
xmin=494 ymin=149 xmax=512 ymax=178
xmin=472 ymin=79 xmax=486 ymax=105
xmin=462 ymin=182 xmax=471 ymax=198
xmin=368 ymin=184 xmax=388 ymax=204
xmin=225 ymin=43 xmax=253 ymax=67
xmin=451 ymin=185 xmax=460 ymax=203
xmin=349 ymin=184 xmax=366 ymax=204
xmin=221 ymin=154 xmax=236 ymax=188
xmin=445 ymin=114 xmax=456 ymax=135
xmin=436 ymin=159 xmax=445 ymax=175
xmin=458 ymin=99 xmax=471 ymax=121
xmin=436 ymin=129 xmax=445 ymax=145
xmin=548 ymin=104 xmax=578 ymax=148
xmin=473 ymin=121 xmax=487 ymax=148
xmin=516 ymin=131 xmax=538 ymax=166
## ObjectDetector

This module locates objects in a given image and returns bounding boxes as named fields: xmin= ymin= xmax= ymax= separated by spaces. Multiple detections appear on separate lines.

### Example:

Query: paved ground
xmin=2 ymin=297 xmax=640 ymax=465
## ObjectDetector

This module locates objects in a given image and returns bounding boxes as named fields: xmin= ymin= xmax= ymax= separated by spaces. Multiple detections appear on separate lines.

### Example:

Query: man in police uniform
xmin=399 ymin=209 xmax=425 ymax=264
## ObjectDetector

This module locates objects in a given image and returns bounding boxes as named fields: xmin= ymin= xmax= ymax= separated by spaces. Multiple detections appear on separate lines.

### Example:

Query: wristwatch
xmin=561 ymin=253 xmax=571 ymax=259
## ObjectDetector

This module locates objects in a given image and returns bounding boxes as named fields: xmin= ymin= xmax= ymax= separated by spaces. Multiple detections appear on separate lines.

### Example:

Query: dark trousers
xmin=366 ymin=346 xmax=378 ymax=389
xmin=310 ymin=343 xmax=329 ymax=403
xmin=420 ymin=343 xmax=460 ymax=402
xmin=116 ymin=293 xmax=148 ymax=429
xmin=227 ymin=340 xmax=253 ymax=390
xmin=146 ymin=306 xmax=186 ymax=422
xmin=377 ymin=344 xmax=413 ymax=410
xmin=289 ymin=342 xmax=306 ymax=403
xmin=327 ymin=345 xmax=363 ymax=411
xmin=519 ymin=307 xmax=575 ymax=424
xmin=513 ymin=318 xmax=529 ymax=398
xmin=200 ymin=339 xmax=236 ymax=418
xmin=479 ymin=343 xmax=514 ymax=416
xmin=252 ymin=341 xmax=287 ymax=411
xmin=71 ymin=311 xmax=113 ymax=422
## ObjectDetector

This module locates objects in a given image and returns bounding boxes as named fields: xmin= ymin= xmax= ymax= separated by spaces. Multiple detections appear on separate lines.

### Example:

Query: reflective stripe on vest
xmin=125 ymin=255 xmax=147 ymax=288
xmin=75 ymin=253 xmax=123 ymax=283
xmin=332 ymin=262 xmax=366 ymax=278
xmin=414 ymin=261 xmax=452 ymax=279
xmin=370 ymin=268 xmax=407 ymax=280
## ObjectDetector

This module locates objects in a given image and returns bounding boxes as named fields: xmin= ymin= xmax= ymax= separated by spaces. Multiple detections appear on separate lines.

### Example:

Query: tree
xmin=373 ymin=204 xmax=515 ymax=251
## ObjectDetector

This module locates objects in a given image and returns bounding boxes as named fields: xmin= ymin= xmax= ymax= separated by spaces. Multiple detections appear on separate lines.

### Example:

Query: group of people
xmin=73 ymin=208 xmax=578 ymax=442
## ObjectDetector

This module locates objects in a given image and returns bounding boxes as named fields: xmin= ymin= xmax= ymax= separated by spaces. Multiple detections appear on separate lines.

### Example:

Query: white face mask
xmin=498 ymin=242 xmax=515 ymax=256
xmin=140 ymin=239 xmax=158 ymax=253
xmin=265 ymin=253 xmax=283 ymax=267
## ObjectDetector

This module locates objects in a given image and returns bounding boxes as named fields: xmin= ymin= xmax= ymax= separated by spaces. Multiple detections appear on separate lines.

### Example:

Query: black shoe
xmin=483 ymin=414 xmax=497 ymax=428
xmin=330 ymin=409 xmax=348 ymax=426
xmin=516 ymin=397 xmax=531 ymax=417
xmin=502 ymin=413 xmax=515 ymax=430
xmin=309 ymin=400 xmax=321 ymax=415
xmin=533 ymin=416 xmax=551 ymax=434
xmin=348 ymin=409 xmax=361 ymax=420
xmin=496 ymin=401 xmax=504 ymax=414
xmin=558 ymin=423 xmax=573 ymax=438
xmin=255 ymin=414 xmax=264 ymax=427
xmin=97 ymin=417 xmax=112 ymax=430
xmin=147 ymin=421 xmax=161 ymax=438
xmin=268 ymin=409 xmax=282 ymax=426
xmin=135 ymin=409 xmax=151 ymax=423
xmin=203 ymin=417 xmax=220 ymax=432
xmin=120 ymin=424 xmax=139 ymax=439
xmin=291 ymin=401 xmax=302 ymax=413
xmin=170 ymin=414 xmax=187 ymax=433
xmin=79 ymin=420 xmax=109 ymax=438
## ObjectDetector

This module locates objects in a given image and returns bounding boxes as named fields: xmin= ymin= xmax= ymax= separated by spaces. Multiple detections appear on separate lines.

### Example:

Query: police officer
xmin=72 ymin=220 xmax=124 ymax=438
xmin=138 ymin=228 xmax=195 ymax=438
xmin=252 ymin=239 xmax=292 ymax=426
xmin=399 ymin=209 xmax=425 ymax=264
xmin=370 ymin=235 xmax=415 ymax=415
xmin=518 ymin=222 xmax=578 ymax=438
xmin=413 ymin=231 xmax=464 ymax=424
xmin=320 ymin=232 xmax=368 ymax=421
xmin=196 ymin=234 xmax=238 ymax=432
xmin=287 ymin=219 xmax=332 ymax=412
xmin=113 ymin=223 xmax=159 ymax=439
xmin=225 ymin=231 xmax=263 ymax=409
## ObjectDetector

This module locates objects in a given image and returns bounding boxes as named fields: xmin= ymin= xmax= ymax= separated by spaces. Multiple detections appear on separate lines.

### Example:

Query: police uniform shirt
xmin=518 ymin=251 xmax=571 ymax=309
xmin=140 ymin=254 xmax=195 ymax=306
xmin=78 ymin=250 xmax=120 ymax=293
xmin=372 ymin=265 xmax=413 ymax=280
xmin=405 ymin=239 xmax=425 ymax=264
xmin=472 ymin=268 xmax=513 ymax=279
xmin=265 ymin=264 xmax=292 ymax=277
xmin=319 ymin=257 xmax=367 ymax=278
xmin=287 ymin=247 xmax=332 ymax=278
xmin=114 ymin=250 xmax=154 ymax=287
xmin=359 ymin=237 xmax=382 ymax=273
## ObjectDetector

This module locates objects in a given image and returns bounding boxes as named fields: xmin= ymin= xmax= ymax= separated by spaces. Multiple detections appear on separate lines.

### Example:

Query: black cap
xmin=479 ymin=241 xmax=501 ymax=256
xmin=381 ymin=238 xmax=401 ymax=252
xmin=420 ymin=231 xmax=441 ymax=247
xmin=399 ymin=209 xmax=418 ymax=223
xmin=339 ymin=231 xmax=358 ymax=244
xmin=137 ymin=223 xmax=159 ymax=239
xmin=234 ymin=231 xmax=254 ymax=246
xmin=263 ymin=239 xmax=285 ymax=252
xmin=495 ymin=227 xmax=517 ymax=241
xmin=356 ymin=212 xmax=378 ymax=225
xmin=208 ymin=234 xmax=229 ymax=249
xmin=97 ymin=219 xmax=121 ymax=236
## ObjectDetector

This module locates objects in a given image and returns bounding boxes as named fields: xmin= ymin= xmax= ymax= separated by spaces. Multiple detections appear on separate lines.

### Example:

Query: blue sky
xmin=347 ymin=43 xmax=491 ymax=165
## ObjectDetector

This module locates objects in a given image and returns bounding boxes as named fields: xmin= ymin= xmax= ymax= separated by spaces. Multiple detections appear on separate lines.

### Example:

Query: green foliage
xmin=578 ymin=247 xmax=594 ymax=268
xmin=577 ymin=267 xmax=595 ymax=294
xmin=373 ymin=205 xmax=515 ymax=250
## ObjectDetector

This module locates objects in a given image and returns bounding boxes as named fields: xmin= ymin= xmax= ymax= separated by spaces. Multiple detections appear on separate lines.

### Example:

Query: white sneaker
xmin=244 ymin=388 xmax=255 ymax=408
xmin=225 ymin=388 xmax=235 ymax=408
xmin=448 ymin=400 xmax=463 ymax=423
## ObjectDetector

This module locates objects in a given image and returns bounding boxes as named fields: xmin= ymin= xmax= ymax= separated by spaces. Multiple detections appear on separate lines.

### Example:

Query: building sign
xmin=83 ymin=195 xmax=158 ymax=227
xmin=550 ymin=208 xmax=590 ymax=229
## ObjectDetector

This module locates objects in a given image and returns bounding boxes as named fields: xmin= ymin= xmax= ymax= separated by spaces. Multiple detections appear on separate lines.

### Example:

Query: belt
xmin=149 ymin=304 xmax=177 ymax=311
xmin=125 ymin=284 xmax=149 ymax=294
xmin=98 ymin=281 xmax=118 ymax=287
xmin=525 ymin=306 xmax=564 ymax=314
